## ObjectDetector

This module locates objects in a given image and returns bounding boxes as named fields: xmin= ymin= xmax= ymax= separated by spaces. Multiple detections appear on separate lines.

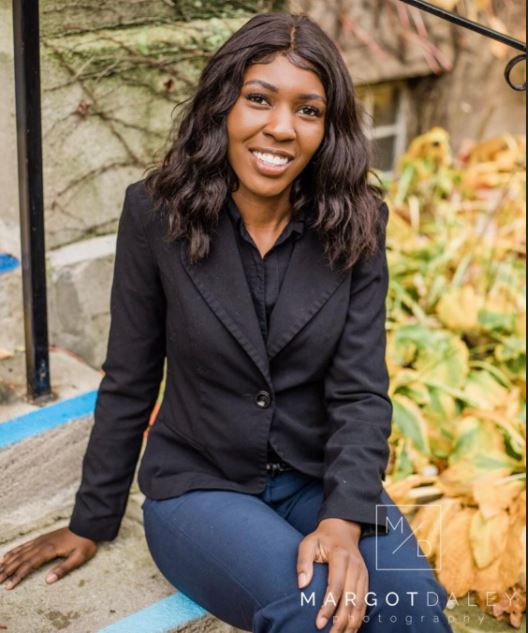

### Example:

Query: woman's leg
xmin=273 ymin=478 xmax=453 ymax=632
xmin=143 ymin=470 xmax=453 ymax=633
xmin=142 ymin=471 xmax=334 ymax=633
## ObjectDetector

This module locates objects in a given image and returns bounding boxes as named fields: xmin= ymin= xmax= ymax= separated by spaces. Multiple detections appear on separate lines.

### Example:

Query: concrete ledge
xmin=47 ymin=234 xmax=117 ymax=368
xmin=0 ymin=347 xmax=102 ymax=421
xmin=1 ymin=491 xmax=241 ymax=633
xmin=0 ymin=413 xmax=245 ymax=632
xmin=0 ymin=415 xmax=94 ymax=543
xmin=0 ymin=347 xmax=245 ymax=632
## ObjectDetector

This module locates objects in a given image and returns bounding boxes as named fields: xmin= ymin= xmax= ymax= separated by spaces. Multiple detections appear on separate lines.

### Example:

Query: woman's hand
xmin=0 ymin=527 xmax=97 ymax=590
xmin=297 ymin=518 xmax=368 ymax=633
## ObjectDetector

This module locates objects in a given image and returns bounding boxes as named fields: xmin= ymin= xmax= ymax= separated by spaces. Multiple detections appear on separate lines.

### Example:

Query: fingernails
xmin=4 ymin=581 xmax=13 ymax=590
xmin=298 ymin=572 xmax=307 ymax=588
xmin=46 ymin=573 xmax=58 ymax=583
xmin=317 ymin=615 xmax=328 ymax=629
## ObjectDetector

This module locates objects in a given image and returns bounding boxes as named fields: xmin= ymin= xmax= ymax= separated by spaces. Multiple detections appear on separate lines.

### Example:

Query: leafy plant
xmin=383 ymin=127 xmax=526 ymax=627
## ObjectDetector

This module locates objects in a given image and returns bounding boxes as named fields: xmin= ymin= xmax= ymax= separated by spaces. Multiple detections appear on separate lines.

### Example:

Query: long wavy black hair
xmin=145 ymin=12 xmax=386 ymax=271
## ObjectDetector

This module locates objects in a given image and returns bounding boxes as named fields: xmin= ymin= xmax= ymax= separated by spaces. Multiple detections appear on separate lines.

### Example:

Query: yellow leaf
xmin=438 ymin=508 xmax=478 ymax=596
xmin=449 ymin=417 xmax=507 ymax=465
xmin=384 ymin=474 xmax=437 ymax=506
xmin=438 ymin=461 xmax=482 ymax=499
xmin=510 ymin=489 xmax=527 ymax=525
xmin=423 ymin=386 xmax=457 ymax=427
xmin=472 ymin=510 xmax=526 ymax=595
xmin=411 ymin=497 xmax=461 ymax=560
xmin=415 ymin=334 xmax=469 ymax=389
xmin=515 ymin=310 xmax=526 ymax=340
xmin=469 ymin=509 xmax=510 ymax=569
xmin=436 ymin=285 xmax=484 ymax=332
xmin=400 ymin=127 xmax=452 ymax=166
xmin=464 ymin=371 xmax=509 ymax=411
xmin=483 ymin=283 xmax=519 ymax=317
xmin=473 ymin=473 xmax=525 ymax=519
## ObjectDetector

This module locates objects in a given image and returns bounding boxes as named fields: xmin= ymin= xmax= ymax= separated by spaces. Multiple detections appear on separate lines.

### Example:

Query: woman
xmin=0 ymin=12 xmax=454 ymax=633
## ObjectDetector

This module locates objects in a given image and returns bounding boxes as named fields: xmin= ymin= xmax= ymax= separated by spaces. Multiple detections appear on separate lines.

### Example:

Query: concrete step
xmin=1 ymin=489 xmax=243 ymax=633
xmin=0 ymin=348 xmax=243 ymax=632
xmin=0 ymin=234 xmax=116 ymax=370
xmin=46 ymin=233 xmax=117 ymax=369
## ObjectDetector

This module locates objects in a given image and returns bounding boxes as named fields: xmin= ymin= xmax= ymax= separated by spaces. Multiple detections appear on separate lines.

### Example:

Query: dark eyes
xmin=245 ymin=93 xmax=323 ymax=118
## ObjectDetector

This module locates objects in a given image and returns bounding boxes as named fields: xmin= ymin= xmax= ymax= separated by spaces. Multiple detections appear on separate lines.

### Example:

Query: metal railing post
xmin=12 ymin=0 xmax=52 ymax=403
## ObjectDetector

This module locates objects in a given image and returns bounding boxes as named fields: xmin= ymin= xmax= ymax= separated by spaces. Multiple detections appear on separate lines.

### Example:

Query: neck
xmin=230 ymin=188 xmax=292 ymax=233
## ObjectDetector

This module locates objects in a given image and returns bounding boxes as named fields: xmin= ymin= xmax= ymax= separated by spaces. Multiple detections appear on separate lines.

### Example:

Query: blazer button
xmin=255 ymin=390 xmax=272 ymax=409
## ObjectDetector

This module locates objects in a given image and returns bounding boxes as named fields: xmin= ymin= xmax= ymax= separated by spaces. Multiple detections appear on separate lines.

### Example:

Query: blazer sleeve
xmin=68 ymin=182 xmax=166 ymax=542
xmin=316 ymin=201 xmax=392 ymax=537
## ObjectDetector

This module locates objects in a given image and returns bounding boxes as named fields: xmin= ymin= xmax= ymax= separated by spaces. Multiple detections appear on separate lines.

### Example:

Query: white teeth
xmin=252 ymin=151 xmax=290 ymax=166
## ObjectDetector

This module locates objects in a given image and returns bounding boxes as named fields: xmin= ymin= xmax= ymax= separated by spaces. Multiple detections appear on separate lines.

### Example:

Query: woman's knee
xmin=253 ymin=562 xmax=333 ymax=633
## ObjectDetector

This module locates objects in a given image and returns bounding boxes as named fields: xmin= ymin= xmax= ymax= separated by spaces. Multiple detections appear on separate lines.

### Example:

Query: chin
xmin=243 ymin=178 xmax=294 ymax=198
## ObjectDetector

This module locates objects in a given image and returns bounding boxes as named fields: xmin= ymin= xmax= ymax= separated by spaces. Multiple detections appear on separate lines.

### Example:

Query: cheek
xmin=298 ymin=124 xmax=325 ymax=164
xmin=226 ymin=102 xmax=262 ymax=144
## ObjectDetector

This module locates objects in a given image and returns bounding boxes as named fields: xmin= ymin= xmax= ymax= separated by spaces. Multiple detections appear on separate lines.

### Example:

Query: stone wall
xmin=0 ymin=0 xmax=282 ymax=365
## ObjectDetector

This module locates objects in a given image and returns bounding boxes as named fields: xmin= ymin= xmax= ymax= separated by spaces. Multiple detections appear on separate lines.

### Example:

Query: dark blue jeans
xmin=142 ymin=469 xmax=453 ymax=632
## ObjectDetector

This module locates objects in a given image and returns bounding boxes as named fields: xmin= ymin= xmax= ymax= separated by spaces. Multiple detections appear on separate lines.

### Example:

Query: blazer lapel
xmin=180 ymin=206 xmax=350 ymax=376
xmin=180 ymin=209 xmax=271 ymax=384
xmin=266 ymin=228 xmax=349 ymax=359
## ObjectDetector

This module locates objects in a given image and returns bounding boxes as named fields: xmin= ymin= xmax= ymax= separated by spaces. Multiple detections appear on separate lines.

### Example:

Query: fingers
xmin=329 ymin=562 xmax=369 ymax=633
xmin=316 ymin=547 xmax=348 ymax=629
xmin=45 ymin=549 xmax=86 ymax=584
xmin=297 ymin=535 xmax=318 ymax=588
xmin=0 ymin=541 xmax=35 ymax=565
xmin=0 ymin=528 xmax=97 ymax=591
xmin=0 ymin=545 xmax=57 ymax=590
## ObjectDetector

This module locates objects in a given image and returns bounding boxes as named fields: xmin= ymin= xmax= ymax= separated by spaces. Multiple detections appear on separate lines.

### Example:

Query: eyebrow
xmin=242 ymin=79 xmax=327 ymax=104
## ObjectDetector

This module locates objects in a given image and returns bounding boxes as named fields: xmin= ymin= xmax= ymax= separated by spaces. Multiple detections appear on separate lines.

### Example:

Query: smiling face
xmin=226 ymin=54 xmax=327 ymax=203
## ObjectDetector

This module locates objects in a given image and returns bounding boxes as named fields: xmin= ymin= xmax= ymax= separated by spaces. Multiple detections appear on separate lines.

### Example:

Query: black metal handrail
xmin=12 ymin=0 xmax=52 ymax=403
xmin=398 ymin=0 xmax=527 ymax=91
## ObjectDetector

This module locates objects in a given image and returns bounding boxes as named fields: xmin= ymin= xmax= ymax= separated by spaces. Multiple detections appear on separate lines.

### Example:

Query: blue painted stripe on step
xmin=0 ymin=254 xmax=20 ymax=274
xmin=0 ymin=390 xmax=98 ymax=448
xmin=98 ymin=592 xmax=207 ymax=633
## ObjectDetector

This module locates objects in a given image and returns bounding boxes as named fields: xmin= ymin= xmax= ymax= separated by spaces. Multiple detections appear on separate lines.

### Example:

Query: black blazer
xmin=69 ymin=180 xmax=393 ymax=542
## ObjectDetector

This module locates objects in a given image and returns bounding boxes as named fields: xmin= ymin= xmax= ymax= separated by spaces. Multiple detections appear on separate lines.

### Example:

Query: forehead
xmin=243 ymin=55 xmax=325 ymax=95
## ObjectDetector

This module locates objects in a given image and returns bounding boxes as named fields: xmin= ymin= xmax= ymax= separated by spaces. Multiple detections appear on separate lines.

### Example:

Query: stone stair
xmin=0 ymin=348 xmax=246 ymax=633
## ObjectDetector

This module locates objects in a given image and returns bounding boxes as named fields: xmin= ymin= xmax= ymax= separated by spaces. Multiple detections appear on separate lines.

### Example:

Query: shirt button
xmin=255 ymin=390 xmax=272 ymax=409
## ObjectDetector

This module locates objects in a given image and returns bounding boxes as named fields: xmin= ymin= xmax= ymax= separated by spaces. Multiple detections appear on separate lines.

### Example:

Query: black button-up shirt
xmin=226 ymin=195 xmax=304 ymax=465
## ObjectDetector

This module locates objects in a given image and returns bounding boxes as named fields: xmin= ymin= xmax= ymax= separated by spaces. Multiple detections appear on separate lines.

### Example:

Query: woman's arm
xmin=0 ymin=182 xmax=165 ymax=590
xmin=68 ymin=181 xmax=166 ymax=542
xmin=316 ymin=200 xmax=392 ymax=534
xmin=296 ymin=201 xmax=392 ymax=632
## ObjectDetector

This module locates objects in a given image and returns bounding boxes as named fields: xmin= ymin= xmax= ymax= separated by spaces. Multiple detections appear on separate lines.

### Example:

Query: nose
xmin=263 ymin=104 xmax=296 ymax=141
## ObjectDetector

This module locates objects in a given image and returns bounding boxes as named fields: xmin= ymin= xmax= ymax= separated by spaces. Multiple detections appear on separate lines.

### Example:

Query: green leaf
xmin=392 ymin=395 xmax=431 ymax=455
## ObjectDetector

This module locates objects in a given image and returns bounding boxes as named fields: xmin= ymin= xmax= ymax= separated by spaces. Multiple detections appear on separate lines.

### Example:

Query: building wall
xmin=291 ymin=0 xmax=526 ymax=152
